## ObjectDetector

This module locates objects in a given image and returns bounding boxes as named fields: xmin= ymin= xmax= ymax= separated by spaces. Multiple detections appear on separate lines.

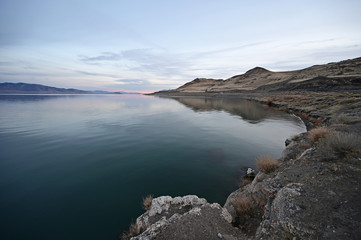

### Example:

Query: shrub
xmin=121 ymin=223 xmax=140 ymax=240
xmin=291 ymin=134 xmax=301 ymax=141
xmin=235 ymin=197 xmax=253 ymax=217
xmin=308 ymin=127 xmax=333 ymax=143
xmin=142 ymin=195 xmax=153 ymax=211
xmin=256 ymin=156 xmax=280 ymax=174
xmin=318 ymin=133 xmax=361 ymax=160
xmin=239 ymin=177 xmax=253 ymax=187
xmin=299 ymin=142 xmax=312 ymax=149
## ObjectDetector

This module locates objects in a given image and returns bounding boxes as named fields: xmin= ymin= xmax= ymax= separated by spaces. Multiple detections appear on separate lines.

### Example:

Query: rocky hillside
xmin=0 ymin=82 xmax=89 ymax=94
xmin=174 ymin=57 xmax=361 ymax=93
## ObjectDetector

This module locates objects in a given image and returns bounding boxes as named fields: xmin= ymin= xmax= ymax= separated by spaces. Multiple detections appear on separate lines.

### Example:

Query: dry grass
xmin=142 ymin=195 xmax=153 ymax=211
xmin=251 ymin=193 xmax=267 ymax=207
xmin=333 ymin=113 xmax=361 ymax=124
xmin=308 ymin=127 xmax=333 ymax=143
xmin=318 ymin=133 xmax=361 ymax=160
xmin=235 ymin=197 xmax=253 ymax=217
xmin=256 ymin=156 xmax=280 ymax=174
xmin=121 ymin=223 xmax=140 ymax=240
xmin=239 ymin=177 xmax=253 ymax=187
xmin=291 ymin=134 xmax=301 ymax=141
xmin=299 ymin=142 xmax=312 ymax=149
xmin=348 ymin=100 xmax=361 ymax=110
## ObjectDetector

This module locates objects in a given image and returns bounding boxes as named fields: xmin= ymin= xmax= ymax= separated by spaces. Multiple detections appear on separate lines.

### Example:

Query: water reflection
xmin=168 ymin=97 xmax=294 ymax=124
xmin=0 ymin=94 xmax=83 ymax=102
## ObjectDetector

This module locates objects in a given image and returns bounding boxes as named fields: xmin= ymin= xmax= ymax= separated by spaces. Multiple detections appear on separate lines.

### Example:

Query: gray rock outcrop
xmin=131 ymin=195 xmax=243 ymax=240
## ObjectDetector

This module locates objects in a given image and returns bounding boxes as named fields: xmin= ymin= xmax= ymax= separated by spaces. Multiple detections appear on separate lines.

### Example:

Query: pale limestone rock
xmin=148 ymin=196 xmax=172 ymax=216
xmin=221 ymin=208 xmax=233 ymax=223
xmin=132 ymin=195 xmax=233 ymax=240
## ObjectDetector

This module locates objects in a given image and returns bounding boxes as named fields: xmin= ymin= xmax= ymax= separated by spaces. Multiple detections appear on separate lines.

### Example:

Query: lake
xmin=0 ymin=94 xmax=305 ymax=240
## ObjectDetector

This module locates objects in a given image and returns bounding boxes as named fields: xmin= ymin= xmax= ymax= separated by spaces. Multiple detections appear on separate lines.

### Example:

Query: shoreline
xmin=124 ymin=91 xmax=361 ymax=239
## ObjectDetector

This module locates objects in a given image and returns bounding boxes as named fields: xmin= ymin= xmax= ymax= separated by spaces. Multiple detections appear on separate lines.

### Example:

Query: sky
xmin=0 ymin=0 xmax=361 ymax=93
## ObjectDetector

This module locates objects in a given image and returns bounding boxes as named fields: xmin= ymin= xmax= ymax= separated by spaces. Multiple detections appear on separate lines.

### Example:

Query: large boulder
xmin=130 ymin=195 xmax=244 ymax=240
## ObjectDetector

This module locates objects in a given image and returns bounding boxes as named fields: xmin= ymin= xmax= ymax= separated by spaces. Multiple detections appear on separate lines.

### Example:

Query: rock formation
xmin=129 ymin=195 xmax=245 ymax=240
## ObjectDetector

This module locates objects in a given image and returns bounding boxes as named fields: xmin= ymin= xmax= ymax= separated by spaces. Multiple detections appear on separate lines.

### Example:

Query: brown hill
xmin=174 ymin=57 xmax=361 ymax=93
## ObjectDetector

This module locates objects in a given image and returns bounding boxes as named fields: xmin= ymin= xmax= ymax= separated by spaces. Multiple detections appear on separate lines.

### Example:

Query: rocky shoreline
xmin=122 ymin=90 xmax=361 ymax=240
xmin=124 ymin=58 xmax=361 ymax=239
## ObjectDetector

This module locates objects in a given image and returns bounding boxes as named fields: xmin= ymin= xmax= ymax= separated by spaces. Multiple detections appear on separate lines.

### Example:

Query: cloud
xmin=79 ymin=52 xmax=122 ymax=62
xmin=79 ymin=48 xmax=195 ymax=80
xmin=109 ymin=78 xmax=179 ymax=92
xmin=116 ymin=79 xmax=144 ymax=85
xmin=191 ymin=41 xmax=273 ymax=58
xmin=0 ymin=60 xmax=38 ymax=70
xmin=0 ymin=72 xmax=21 ymax=76
xmin=76 ymin=70 xmax=117 ymax=78
xmin=0 ymin=61 xmax=12 ymax=66
xmin=121 ymin=49 xmax=192 ymax=77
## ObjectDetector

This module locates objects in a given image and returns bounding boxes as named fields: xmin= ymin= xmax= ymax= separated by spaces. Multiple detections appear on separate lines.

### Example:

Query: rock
xmin=148 ymin=196 xmax=173 ymax=216
xmin=217 ymin=233 xmax=223 ymax=238
xmin=221 ymin=207 xmax=233 ymax=223
xmin=131 ymin=195 xmax=242 ymax=240
xmin=223 ymin=171 xmax=271 ymax=225
xmin=247 ymin=168 xmax=255 ymax=175
xmin=267 ymin=183 xmax=315 ymax=237
xmin=328 ymin=190 xmax=336 ymax=196
xmin=285 ymin=138 xmax=292 ymax=146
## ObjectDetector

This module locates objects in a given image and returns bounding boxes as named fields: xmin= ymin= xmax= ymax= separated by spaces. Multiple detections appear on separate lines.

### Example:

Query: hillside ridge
xmin=168 ymin=57 xmax=361 ymax=93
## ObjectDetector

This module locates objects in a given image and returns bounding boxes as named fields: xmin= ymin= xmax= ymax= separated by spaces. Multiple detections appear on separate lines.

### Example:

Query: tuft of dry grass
xmin=299 ymin=142 xmax=312 ymax=149
xmin=121 ymin=223 xmax=140 ymax=240
xmin=291 ymin=134 xmax=301 ymax=141
xmin=256 ymin=156 xmax=280 ymax=174
xmin=308 ymin=127 xmax=333 ymax=143
xmin=235 ymin=197 xmax=253 ymax=217
xmin=142 ymin=195 xmax=153 ymax=211
xmin=318 ymin=133 xmax=361 ymax=160
xmin=251 ymin=193 xmax=267 ymax=207
xmin=239 ymin=177 xmax=253 ymax=187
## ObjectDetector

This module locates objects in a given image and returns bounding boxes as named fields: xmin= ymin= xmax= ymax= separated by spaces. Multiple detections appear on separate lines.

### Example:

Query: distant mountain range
xmin=157 ymin=57 xmax=361 ymax=94
xmin=0 ymin=82 xmax=140 ymax=94
xmin=0 ymin=82 xmax=89 ymax=94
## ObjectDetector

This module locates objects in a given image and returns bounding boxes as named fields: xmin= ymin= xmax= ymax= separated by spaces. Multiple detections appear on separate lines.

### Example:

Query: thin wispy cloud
xmin=79 ymin=52 xmax=122 ymax=62
xmin=116 ymin=79 xmax=145 ymax=85
xmin=0 ymin=61 xmax=12 ymax=66
xmin=76 ymin=70 xmax=118 ymax=78
xmin=191 ymin=41 xmax=274 ymax=58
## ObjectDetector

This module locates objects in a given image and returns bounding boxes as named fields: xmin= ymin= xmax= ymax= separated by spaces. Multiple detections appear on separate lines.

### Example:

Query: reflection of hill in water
xmin=172 ymin=97 xmax=294 ymax=123
xmin=0 ymin=94 xmax=82 ymax=102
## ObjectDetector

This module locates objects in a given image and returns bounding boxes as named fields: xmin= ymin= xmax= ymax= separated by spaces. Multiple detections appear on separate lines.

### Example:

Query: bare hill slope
xmin=175 ymin=57 xmax=361 ymax=93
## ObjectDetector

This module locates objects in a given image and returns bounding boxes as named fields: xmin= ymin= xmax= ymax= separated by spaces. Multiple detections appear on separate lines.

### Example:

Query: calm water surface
xmin=0 ymin=94 xmax=305 ymax=239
